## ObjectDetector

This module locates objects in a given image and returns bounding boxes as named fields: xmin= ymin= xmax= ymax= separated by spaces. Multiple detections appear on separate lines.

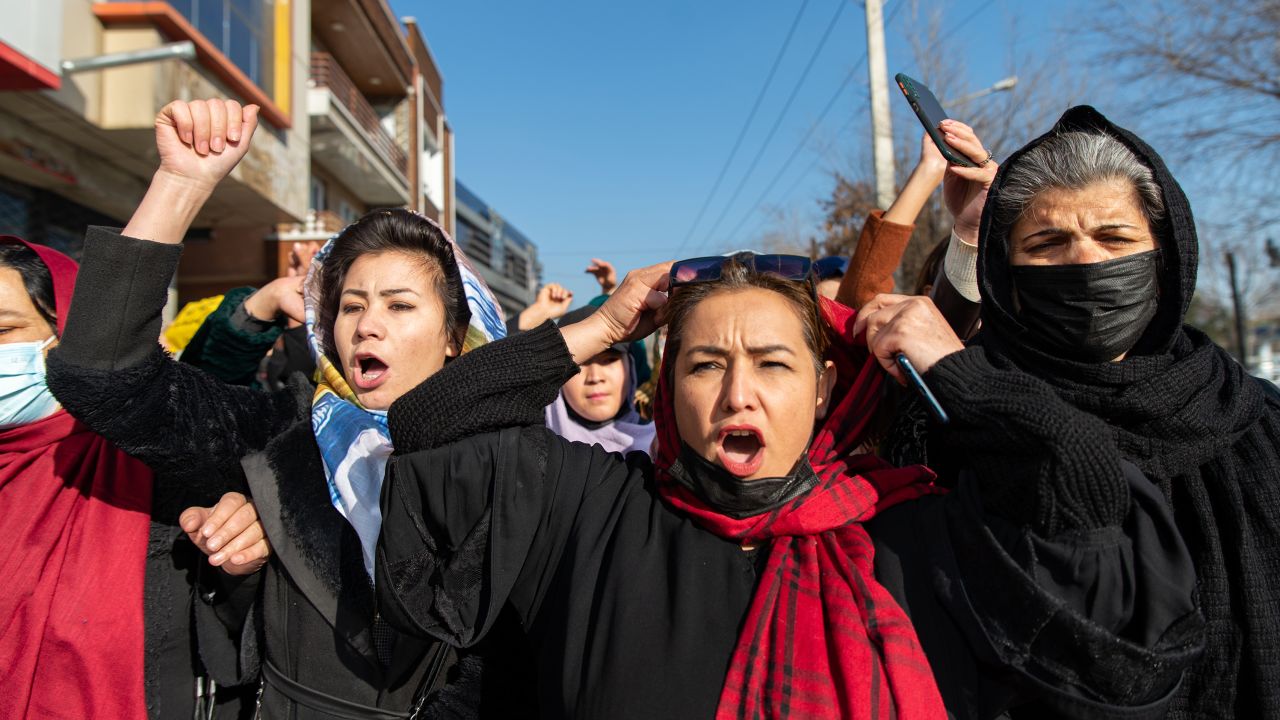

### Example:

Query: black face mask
xmin=666 ymin=443 xmax=819 ymax=519
xmin=1010 ymin=249 xmax=1161 ymax=363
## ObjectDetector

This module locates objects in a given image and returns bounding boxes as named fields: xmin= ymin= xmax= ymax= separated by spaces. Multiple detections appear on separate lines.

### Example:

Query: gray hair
xmin=995 ymin=131 xmax=1166 ymax=229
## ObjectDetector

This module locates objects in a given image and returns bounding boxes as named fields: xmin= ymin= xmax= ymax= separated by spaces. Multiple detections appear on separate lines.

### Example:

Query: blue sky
xmin=391 ymin=1 xmax=1085 ymax=304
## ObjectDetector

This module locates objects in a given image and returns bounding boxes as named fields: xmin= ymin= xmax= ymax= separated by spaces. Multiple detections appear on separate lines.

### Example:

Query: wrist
xmin=952 ymin=222 xmax=980 ymax=245
xmin=150 ymin=169 xmax=217 ymax=204
xmin=560 ymin=313 xmax=613 ymax=364
xmin=242 ymin=287 xmax=280 ymax=323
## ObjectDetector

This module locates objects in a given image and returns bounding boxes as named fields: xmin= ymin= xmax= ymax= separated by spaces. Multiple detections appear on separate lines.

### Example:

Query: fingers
xmin=220 ymin=539 xmax=271 ymax=576
xmin=852 ymin=293 xmax=911 ymax=338
xmin=160 ymin=100 xmax=196 ymax=146
xmin=939 ymin=119 xmax=988 ymax=165
xmin=189 ymin=99 xmax=211 ymax=155
xmin=198 ymin=492 xmax=248 ymax=541
xmin=224 ymin=99 xmax=243 ymax=144
xmin=209 ymin=516 xmax=264 ymax=566
xmin=207 ymin=99 xmax=227 ymax=153
xmin=229 ymin=539 xmax=271 ymax=569
xmin=238 ymin=104 xmax=261 ymax=151
xmin=948 ymin=161 xmax=998 ymax=186
xmin=180 ymin=505 xmax=210 ymax=536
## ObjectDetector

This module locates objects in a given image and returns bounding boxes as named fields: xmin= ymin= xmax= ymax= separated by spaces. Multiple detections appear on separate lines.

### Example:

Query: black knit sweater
xmin=926 ymin=106 xmax=1280 ymax=719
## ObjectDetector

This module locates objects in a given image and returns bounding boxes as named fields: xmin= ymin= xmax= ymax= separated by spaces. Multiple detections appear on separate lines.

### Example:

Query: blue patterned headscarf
xmin=302 ymin=211 xmax=506 ymax=578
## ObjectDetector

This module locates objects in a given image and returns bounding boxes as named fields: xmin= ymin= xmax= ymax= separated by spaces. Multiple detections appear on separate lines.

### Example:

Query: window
xmin=338 ymin=200 xmax=357 ymax=224
xmin=155 ymin=0 xmax=274 ymax=95
xmin=310 ymin=177 xmax=327 ymax=212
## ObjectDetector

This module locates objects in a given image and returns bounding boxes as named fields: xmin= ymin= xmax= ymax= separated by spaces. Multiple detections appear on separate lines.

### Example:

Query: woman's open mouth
xmin=352 ymin=352 xmax=391 ymax=391
xmin=716 ymin=425 xmax=766 ymax=478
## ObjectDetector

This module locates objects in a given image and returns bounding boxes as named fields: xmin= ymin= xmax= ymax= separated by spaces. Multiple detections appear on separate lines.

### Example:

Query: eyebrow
xmin=340 ymin=288 xmax=420 ymax=299
xmin=1022 ymin=223 xmax=1139 ymax=241
xmin=0 ymin=309 xmax=26 ymax=320
xmin=686 ymin=344 xmax=796 ymax=357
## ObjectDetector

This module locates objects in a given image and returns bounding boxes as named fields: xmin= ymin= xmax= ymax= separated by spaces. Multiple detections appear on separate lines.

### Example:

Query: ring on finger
xmin=978 ymin=150 xmax=994 ymax=167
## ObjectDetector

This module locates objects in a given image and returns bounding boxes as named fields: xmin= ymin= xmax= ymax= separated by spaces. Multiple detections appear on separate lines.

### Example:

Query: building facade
xmin=0 ymin=0 xmax=537 ymax=314
xmin=455 ymin=180 xmax=540 ymax=318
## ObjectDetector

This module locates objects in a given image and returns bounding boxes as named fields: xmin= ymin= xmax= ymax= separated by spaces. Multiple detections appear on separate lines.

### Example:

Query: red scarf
xmin=654 ymin=296 xmax=948 ymax=719
xmin=0 ymin=237 xmax=152 ymax=719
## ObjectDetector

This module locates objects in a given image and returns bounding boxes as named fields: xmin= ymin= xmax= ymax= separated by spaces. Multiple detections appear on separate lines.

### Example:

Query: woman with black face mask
xmin=859 ymin=105 xmax=1280 ymax=718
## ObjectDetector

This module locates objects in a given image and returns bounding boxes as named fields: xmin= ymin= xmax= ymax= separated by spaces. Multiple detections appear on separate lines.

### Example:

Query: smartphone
xmin=894 ymin=73 xmax=976 ymax=168
xmin=896 ymin=353 xmax=950 ymax=425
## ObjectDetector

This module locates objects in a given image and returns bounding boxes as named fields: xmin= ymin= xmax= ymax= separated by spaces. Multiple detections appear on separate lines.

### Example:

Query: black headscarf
xmin=972 ymin=106 xmax=1280 ymax=717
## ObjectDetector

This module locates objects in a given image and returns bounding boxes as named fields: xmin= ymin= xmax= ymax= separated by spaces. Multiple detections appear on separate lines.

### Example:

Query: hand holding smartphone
xmin=894 ymin=73 xmax=976 ymax=168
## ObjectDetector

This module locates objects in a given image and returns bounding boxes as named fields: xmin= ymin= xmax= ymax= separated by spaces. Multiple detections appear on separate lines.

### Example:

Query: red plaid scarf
xmin=653 ymin=296 xmax=948 ymax=719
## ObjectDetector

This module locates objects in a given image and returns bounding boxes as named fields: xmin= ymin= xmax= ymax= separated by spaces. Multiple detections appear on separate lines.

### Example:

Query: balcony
xmin=309 ymin=51 xmax=409 ymax=206
xmin=274 ymin=209 xmax=347 ymax=242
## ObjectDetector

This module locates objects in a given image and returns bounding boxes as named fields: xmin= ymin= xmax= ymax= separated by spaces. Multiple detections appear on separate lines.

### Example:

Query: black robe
xmin=377 ymin=322 xmax=1202 ymax=719
xmin=919 ymin=106 xmax=1280 ymax=718
xmin=45 ymin=227 xmax=508 ymax=719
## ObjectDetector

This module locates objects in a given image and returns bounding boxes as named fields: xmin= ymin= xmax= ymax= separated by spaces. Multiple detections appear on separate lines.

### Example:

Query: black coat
xmin=921 ymin=106 xmax=1280 ymax=718
xmin=376 ymin=323 xmax=1203 ymax=720
xmin=46 ymin=227 xmax=501 ymax=719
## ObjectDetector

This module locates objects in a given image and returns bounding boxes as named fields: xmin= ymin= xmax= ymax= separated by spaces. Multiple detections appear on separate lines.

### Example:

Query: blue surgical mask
xmin=0 ymin=336 xmax=60 ymax=429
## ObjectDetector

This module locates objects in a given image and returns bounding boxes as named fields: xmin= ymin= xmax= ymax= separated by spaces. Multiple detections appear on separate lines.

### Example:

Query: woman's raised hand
xmin=243 ymin=275 xmax=306 ymax=326
xmin=180 ymin=492 xmax=271 ymax=576
xmin=560 ymin=261 xmax=672 ymax=363
xmin=155 ymin=99 xmax=260 ymax=193
xmin=938 ymin=119 xmax=998 ymax=243
xmin=123 ymin=99 xmax=260 ymax=245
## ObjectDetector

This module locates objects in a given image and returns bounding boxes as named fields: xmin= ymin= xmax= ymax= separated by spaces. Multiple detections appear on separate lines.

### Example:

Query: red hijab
xmin=0 ymin=237 xmax=152 ymax=719
xmin=653 ymin=295 xmax=948 ymax=719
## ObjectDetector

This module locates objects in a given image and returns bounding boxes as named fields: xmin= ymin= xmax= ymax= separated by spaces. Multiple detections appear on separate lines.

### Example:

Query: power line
xmin=684 ymin=0 xmax=851 ymax=255
xmin=721 ymin=0 xmax=1007 ymax=244
xmin=672 ymin=0 xmax=813 ymax=255
xmin=943 ymin=0 xmax=998 ymax=44
xmin=724 ymin=89 xmax=864 ymax=243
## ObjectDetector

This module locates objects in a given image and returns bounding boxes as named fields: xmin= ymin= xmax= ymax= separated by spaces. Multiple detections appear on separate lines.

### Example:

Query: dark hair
xmin=664 ymin=256 xmax=828 ymax=379
xmin=0 ymin=243 xmax=59 ymax=335
xmin=316 ymin=209 xmax=470 ymax=366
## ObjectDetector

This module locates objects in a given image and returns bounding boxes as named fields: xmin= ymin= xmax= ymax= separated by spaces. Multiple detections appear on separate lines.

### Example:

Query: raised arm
xmin=837 ymin=133 xmax=946 ymax=309
xmin=379 ymin=262 xmax=673 ymax=645
xmin=45 ymin=100 xmax=300 ymax=479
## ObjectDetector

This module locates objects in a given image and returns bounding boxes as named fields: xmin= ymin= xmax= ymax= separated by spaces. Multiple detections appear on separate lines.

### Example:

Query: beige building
xmin=0 ymin=0 xmax=465 ymax=306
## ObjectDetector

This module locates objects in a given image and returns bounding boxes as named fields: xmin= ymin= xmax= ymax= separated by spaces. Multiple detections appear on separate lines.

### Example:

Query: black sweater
xmin=377 ymin=323 xmax=1204 ymax=720
xmin=45 ymin=227 xmax=503 ymax=719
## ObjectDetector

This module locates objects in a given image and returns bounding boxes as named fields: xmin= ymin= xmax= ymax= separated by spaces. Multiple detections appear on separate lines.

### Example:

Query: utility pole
xmin=1227 ymin=251 xmax=1250 ymax=366
xmin=864 ymin=0 xmax=896 ymax=210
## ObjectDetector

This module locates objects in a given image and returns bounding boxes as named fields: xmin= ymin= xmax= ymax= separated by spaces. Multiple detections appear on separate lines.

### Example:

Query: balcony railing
xmin=310 ymin=52 xmax=408 ymax=177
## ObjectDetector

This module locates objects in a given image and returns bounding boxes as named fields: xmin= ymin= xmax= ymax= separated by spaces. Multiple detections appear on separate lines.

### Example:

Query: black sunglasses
xmin=669 ymin=253 xmax=814 ymax=289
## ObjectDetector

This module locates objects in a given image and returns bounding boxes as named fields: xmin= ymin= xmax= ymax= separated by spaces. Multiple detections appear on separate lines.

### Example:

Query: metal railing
xmin=310 ymin=52 xmax=408 ymax=177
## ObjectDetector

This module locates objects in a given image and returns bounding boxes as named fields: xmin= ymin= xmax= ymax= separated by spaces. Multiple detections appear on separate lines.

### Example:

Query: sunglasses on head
xmin=668 ymin=253 xmax=814 ymax=289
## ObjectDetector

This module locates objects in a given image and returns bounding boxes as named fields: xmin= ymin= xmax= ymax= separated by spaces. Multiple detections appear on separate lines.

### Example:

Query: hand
xmin=517 ymin=283 xmax=574 ymax=330
xmin=938 ymin=119 xmax=998 ymax=242
xmin=243 ymin=276 xmax=305 ymax=326
xmin=180 ymin=492 xmax=271 ymax=576
xmin=536 ymin=282 xmax=574 ymax=318
xmin=852 ymin=293 xmax=965 ymax=384
xmin=286 ymin=241 xmax=321 ymax=279
xmin=561 ymin=261 xmax=672 ymax=362
xmin=154 ymin=99 xmax=260 ymax=194
xmin=123 ymin=99 xmax=261 ymax=245
xmin=916 ymin=132 xmax=948 ymax=179
xmin=585 ymin=258 xmax=618 ymax=295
